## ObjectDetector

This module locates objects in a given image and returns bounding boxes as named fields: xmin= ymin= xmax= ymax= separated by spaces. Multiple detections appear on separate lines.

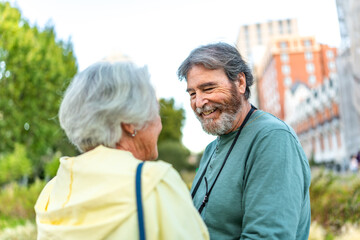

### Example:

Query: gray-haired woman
xmin=35 ymin=60 xmax=209 ymax=240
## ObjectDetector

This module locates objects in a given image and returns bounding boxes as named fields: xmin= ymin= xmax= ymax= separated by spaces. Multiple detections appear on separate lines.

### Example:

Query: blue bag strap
xmin=136 ymin=162 xmax=146 ymax=240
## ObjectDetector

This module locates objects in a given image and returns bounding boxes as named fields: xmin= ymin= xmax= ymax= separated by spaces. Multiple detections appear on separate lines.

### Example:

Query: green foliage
xmin=158 ymin=141 xmax=191 ymax=172
xmin=158 ymin=98 xmax=185 ymax=144
xmin=0 ymin=2 xmax=78 ymax=176
xmin=44 ymin=152 xmax=61 ymax=179
xmin=157 ymin=98 xmax=191 ymax=172
xmin=310 ymin=169 xmax=360 ymax=233
xmin=0 ymin=143 xmax=31 ymax=185
xmin=0 ymin=179 xmax=46 ymax=223
xmin=0 ymin=215 xmax=27 ymax=230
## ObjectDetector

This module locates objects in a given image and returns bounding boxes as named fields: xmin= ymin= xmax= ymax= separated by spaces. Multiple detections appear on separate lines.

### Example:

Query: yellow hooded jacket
xmin=35 ymin=146 xmax=209 ymax=240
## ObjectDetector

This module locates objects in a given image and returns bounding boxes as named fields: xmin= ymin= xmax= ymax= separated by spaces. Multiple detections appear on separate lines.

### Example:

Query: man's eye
xmin=189 ymin=92 xmax=195 ymax=97
xmin=204 ymin=88 xmax=214 ymax=91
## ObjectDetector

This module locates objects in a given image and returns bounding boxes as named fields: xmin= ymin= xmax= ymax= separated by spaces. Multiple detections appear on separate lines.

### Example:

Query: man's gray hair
xmin=177 ymin=42 xmax=253 ymax=99
xmin=59 ymin=60 xmax=159 ymax=152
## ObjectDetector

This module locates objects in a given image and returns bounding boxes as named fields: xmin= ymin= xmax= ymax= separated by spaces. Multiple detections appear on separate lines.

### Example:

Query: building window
xmin=287 ymin=19 xmax=292 ymax=34
xmin=244 ymin=26 xmax=250 ymax=50
xmin=280 ymin=41 xmax=288 ymax=49
xmin=305 ymin=51 xmax=313 ymax=60
xmin=306 ymin=63 xmax=315 ymax=73
xmin=246 ymin=40 xmax=250 ymax=53
xmin=328 ymin=61 xmax=336 ymax=69
xmin=257 ymin=24 xmax=262 ymax=45
xmin=268 ymin=22 xmax=273 ymax=35
xmin=280 ymin=53 xmax=289 ymax=62
xmin=284 ymin=76 xmax=292 ymax=86
xmin=308 ymin=75 xmax=316 ymax=85
xmin=279 ymin=20 xmax=283 ymax=34
xmin=244 ymin=25 xmax=249 ymax=38
xmin=303 ymin=39 xmax=312 ymax=47
xmin=320 ymin=134 xmax=325 ymax=151
xmin=326 ymin=50 xmax=334 ymax=59
xmin=336 ymin=130 xmax=342 ymax=147
xmin=282 ymin=65 xmax=291 ymax=75
xmin=314 ymin=90 xmax=318 ymax=98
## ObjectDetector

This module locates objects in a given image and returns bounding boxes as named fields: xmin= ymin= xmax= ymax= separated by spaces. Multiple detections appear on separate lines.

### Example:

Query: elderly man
xmin=177 ymin=42 xmax=311 ymax=239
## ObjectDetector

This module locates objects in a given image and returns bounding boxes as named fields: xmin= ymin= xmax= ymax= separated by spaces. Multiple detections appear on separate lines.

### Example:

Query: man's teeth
xmin=203 ymin=109 xmax=215 ymax=115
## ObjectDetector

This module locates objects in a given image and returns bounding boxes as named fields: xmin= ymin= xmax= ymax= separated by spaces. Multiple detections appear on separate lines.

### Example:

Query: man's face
xmin=186 ymin=65 xmax=243 ymax=135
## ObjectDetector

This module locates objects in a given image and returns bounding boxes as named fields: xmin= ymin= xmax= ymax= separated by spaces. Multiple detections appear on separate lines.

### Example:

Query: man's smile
xmin=202 ymin=108 xmax=217 ymax=116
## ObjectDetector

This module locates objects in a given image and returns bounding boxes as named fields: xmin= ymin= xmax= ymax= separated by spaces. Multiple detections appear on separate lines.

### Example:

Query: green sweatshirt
xmin=191 ymin=110 xmax=311 ymax=240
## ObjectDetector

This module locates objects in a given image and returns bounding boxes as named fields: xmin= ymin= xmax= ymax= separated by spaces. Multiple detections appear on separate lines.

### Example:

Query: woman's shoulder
xmin=139 ymin=160 xmax=188 ymax=198
xmin=142 ymin=160 xmax=178 ymax=183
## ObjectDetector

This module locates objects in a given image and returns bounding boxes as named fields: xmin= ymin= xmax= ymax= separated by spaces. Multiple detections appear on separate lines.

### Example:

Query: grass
xmin=1 ymin=168 xmax=360 ymax=239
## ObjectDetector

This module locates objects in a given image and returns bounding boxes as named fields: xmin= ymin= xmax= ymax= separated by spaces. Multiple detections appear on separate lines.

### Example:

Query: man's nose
xmin=195 ymin=93 xmax=208 ymax=108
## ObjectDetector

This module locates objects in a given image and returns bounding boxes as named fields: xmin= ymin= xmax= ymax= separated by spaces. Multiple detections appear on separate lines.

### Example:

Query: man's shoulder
xmin=249 ymin=110 xmax=299 ymax=139
xmin=252 ymin=110 xmax=292 ymax=131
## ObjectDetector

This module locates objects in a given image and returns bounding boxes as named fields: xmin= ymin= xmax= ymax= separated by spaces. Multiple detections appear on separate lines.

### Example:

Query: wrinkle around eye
xmin=204 ymin=88 xmax=214 ymax=92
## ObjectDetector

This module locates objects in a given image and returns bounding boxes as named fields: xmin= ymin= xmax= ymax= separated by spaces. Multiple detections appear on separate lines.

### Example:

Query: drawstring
xmin=199 ymin=177 xmax=209 ymax=214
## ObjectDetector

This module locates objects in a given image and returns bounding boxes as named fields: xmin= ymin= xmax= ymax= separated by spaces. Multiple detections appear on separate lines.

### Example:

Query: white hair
xmin=59 ymin=60 xmax=159 ymax=152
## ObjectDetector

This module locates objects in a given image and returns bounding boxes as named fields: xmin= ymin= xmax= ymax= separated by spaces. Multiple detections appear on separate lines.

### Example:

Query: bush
xmin=0 ymin=179 xmax=46 ymax=227
xmin=0 ymin=221 xmax=37 ymax=240
xmin=44 ymin=151 xmax=61 ymax=179
xmin=0 ymin=143 xmax=32 ymax=185
xmin=310 ymin=169 xmax=360 ymax=233
xmin=158 ymin=141 xmax=191 ymax=172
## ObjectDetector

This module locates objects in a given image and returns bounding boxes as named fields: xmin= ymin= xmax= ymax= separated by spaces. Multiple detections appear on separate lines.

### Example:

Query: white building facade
xmin=286 ymin=78 xmax=346 ymax=169
xmin=335 ymin=0 xmax=360 ymax=161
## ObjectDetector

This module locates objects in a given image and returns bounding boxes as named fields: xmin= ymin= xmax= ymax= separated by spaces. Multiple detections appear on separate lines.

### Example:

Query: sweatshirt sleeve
xmin=240 ymin=129 xmax=310 ymax=240
xmin=143 ymin=167 xmax=209 ymax=240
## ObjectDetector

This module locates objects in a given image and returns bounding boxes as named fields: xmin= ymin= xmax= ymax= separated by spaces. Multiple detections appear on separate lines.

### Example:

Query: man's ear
xmin=121 ymin=123 xmax=135 ymax=136
xmin=235 ymin=72 xmax=246 ymax=94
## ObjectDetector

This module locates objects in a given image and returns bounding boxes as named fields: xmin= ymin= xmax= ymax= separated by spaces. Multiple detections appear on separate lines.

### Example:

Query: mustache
xmin=195 ymin=103 xmax=223 ymax=115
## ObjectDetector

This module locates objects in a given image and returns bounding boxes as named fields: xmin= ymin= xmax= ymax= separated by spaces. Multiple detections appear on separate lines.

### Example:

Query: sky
xmin=9 ymin=0 xmax=341 ymax=153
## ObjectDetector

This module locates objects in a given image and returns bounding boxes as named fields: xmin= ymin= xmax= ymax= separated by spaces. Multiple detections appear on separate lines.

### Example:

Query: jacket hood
xmin=35 ymin=146 xmax=172 ymax=239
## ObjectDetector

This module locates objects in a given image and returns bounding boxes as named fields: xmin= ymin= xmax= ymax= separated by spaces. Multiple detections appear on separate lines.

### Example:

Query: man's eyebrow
xmin=186 ymin=82 xmax=218 ymax=93
xmin=199 ymin=82 xmax=217 ymax=88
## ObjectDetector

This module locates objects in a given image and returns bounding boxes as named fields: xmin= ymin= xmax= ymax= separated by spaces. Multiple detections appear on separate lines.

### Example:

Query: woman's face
xmin=136 ymin=114 xmax=162 ymax=161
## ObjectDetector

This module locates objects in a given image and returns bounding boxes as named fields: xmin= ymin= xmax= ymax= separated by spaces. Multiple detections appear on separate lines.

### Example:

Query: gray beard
xmin=195 ymin=103 xmax=241 ymax=136
xmin=197 ymin=111 xmax=237 ymax=135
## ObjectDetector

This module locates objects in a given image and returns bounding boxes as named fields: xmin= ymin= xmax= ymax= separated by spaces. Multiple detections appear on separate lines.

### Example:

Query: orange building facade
xmin=256 ymin=36 xmax=337 ymax=120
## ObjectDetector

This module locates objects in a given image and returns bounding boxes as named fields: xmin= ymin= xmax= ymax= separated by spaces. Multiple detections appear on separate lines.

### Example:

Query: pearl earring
xmin=131 ymin=130 xmax=137 ymax=137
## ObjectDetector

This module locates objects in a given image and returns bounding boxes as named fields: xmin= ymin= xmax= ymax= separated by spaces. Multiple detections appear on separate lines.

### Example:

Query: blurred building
xmin=236 ymin=19 xmax=299 ymax=107
xmin=285 ymin=78 xmax=346 ymax=168
xmin=236 ymin=18 xmax=354 ymax=169
xmin=335 ymin=0 xmax=360 ymax=162
xmin=236 ymin=19 xmax=299 ymax=64
xmin=256 ymin=35 xmax=337 ymax=120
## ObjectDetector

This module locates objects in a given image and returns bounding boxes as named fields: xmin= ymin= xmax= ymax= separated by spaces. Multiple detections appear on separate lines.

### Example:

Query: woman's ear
xmin=235 ymin=72 xmax=246 ymax=94
xmin=121 ymin=123 xmax=135 ymax=136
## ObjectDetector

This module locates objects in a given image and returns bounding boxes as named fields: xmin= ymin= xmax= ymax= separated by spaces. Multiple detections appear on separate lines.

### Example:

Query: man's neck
xmin=226 ymin=101 xmax=252 ymax=134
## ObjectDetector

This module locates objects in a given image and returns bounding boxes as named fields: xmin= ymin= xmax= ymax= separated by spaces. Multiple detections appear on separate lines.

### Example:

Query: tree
xmin=0 ymin=2 xmax=78 ymax=177
xmin=158 ymin=141 xmax=191 ymax=172
xmin=44 ymin=151 xmax=61 ymax=180
xmin=0 ymin=143 xmax=31 ymax=185
xmin=157 ymin=98 xmax=191 ymax=172
xmin=158 ymin=98 xmax=185 ymax=144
